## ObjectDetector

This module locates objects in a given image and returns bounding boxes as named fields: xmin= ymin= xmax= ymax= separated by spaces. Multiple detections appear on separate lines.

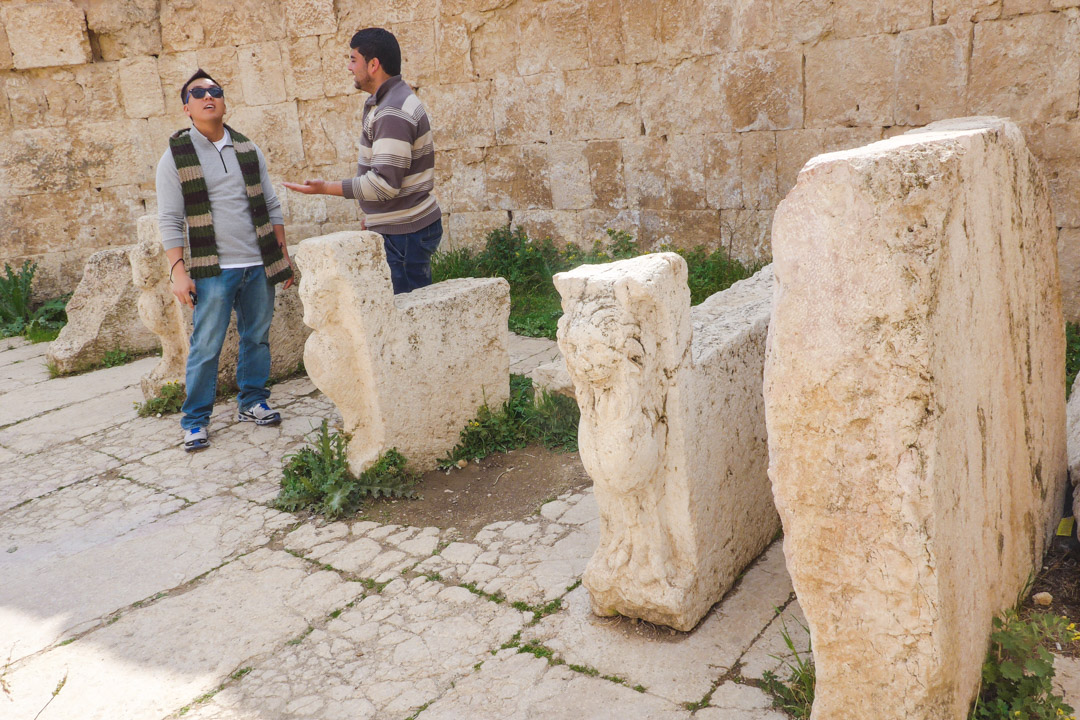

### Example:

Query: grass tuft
xmin=760 ymin=615 xmax=815 ymax=720
xmin=134 ymin=382 xmax=186 ymax=417
xmin=273 ymin=420 xmax=419 ymax=519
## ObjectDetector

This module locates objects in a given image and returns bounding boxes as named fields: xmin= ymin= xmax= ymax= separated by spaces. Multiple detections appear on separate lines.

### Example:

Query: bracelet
xmin=169 ymin=257 xmax=185 ymax=282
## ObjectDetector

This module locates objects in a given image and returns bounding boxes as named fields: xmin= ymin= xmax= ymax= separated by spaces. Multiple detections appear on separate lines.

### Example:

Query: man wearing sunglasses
xmin=155 ymin=69 xmax=296 ymax=452
xmin=284 ymin=28 xmax=441 ymax=295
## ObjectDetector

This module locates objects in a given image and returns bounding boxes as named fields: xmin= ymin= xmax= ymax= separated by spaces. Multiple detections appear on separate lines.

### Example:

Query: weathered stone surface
xmin=1 ymin=2 xmax=92 ymax=70
xmin=969 ymin=12 xmax=1080 ymax=123
xmin=293 ymin=231 xmax=510 ymax=472
xmin=806 ymin=34 xmax=898 ymax=127
xmin=895 ymin=23 xmax=970 ymax=127
xmin=282 ymin=35 xmax=325 ymax=100
xmin=282 ymin=0 xmax=337 ymax=37
xmin=1059 ymin=228 xmax=1080 ymax=323
xmin=47 ymin=247 xmax=160 ymax=374
xmin=553 ymin=256 xmax=777 ymax=631
xmin=83 ymin=0 xmax=162 ymax=60
xmin=1069 ymin=379 xmax=1080 ymax=521
xmin=131 ymin=216 xmax=310 ymax=400
xmin=237 ymin=41 xmax=288 ymax=106
xmin=418 ymin=81 xmax=495 ymax=150
xmin=528 ymin=356 xmax=574 ymax=399
xmin=118 ymin=55 xmax=165 ymax=118
xmin=765 ymin=118 xmax=1067 ymax=719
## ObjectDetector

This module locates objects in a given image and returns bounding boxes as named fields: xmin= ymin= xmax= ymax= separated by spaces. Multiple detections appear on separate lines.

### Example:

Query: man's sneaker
xmin=184 ymin=426 xmax=209 ymax=452
xmin=238 ymin=401 xmax=281 ymax=426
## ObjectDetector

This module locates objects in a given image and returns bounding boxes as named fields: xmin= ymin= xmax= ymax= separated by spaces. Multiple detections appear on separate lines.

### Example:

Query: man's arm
xmin=281 ymin=179 xmax=344 ymax=196
xmin=156 ymin=151 xmax=196 ymax=309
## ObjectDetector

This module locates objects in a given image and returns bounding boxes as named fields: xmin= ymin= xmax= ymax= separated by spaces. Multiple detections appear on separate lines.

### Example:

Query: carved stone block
xmin=554 ymin=255 xmax=777 ymax=631
xmin=293 ymin=231 xmax=510 ymax=473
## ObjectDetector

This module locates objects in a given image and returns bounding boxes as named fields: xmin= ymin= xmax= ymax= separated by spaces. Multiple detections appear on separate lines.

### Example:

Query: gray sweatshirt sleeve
xmin=155 ymin=150 xmax=188 ymax=252
xmin=256 ymin=145 xmax=285 ymax=226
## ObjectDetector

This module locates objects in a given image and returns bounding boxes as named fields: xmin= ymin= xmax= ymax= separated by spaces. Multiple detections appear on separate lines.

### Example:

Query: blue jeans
xmin=382 ymin=219 xmax=443 ymax=294
xmin=181 ymin=266 xmax=275 ymax=431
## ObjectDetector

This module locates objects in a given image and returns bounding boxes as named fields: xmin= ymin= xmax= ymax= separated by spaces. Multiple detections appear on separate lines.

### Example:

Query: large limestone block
xmin=47 ymin=247 xmax=160 ymax=375
xmin=130 ymin=216 xmax=310 ymax=400
xmin=764 ymin=117 xmax=1067 ymax=720
xmin=294 ymin=231 xmax=510 ymax=474
xmin=554 ymin=256 xmax=778 ymax=631
xmin=1 ymin=2 xmax=92 ymax=69
xmin=1069 ymin=383 xmax=1080 ymax=522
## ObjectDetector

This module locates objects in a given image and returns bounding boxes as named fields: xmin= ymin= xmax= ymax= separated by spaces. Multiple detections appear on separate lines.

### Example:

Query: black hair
xmin=180 ymin=68 xmax=221 ymax=102
xmin=349 ymin=28 xmax=401 ymax=76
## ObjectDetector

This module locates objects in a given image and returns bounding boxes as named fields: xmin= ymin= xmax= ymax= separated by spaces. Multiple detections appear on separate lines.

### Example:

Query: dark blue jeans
xmin=382 ymin=219 xmax=443 ymax=294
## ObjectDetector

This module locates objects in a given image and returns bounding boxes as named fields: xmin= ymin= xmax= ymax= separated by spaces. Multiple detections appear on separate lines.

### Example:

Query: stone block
xmin=515 ymin=0 xmax=590 ymax=76
xmin=1070 ymin=377 xmax=1080 ymax=521
xmin=237 ymin=42 xmax=288 ymax=106
xmin=418 ymin=81 xmax=494 ymax=150
xmin=434 ymin=14 xmax=475 ymax=83
xmin=393 ymin=19 xmax=437 ymax=86
xmin=934 ymin=0 xmax=1002 ymax=22
xmin=493 ymin=72 xmax=558 ymax=145
xmin=514 ymin=210 xmax=592 ymax=248
xmin=720 ymin=208 xmax=771 ymax=264
xmin=47 ymin=247 xmax=160 ymax=375
xmin=156 ymin=51 xmax=199 ymax=109
xmin=584 ymin=141 xmax=628 ymax=211
xmin=159 ymin=1 xmax=203 ymax=52
xmin=806 ymin=34 xmax=898 ymax=127
xmin=586 ymin=0 xmax=623 ymax=66
xmin=465 ymin=7 xmax=520 ymax=79
xmin=620 ymin=0 xmax=661 ymax=64
xmin=282 ymin=35 xmax=324 ymax=100
xmin=547 ymin=142 xmax=593 ymax=211
xmin=297 ymin=95 xmax=362 ymax=166
xmin=720 ymin=50 xmax=803 ymax=132
xmin=226 ymin=102 xmax=305 ymax=171
xmin=554 ymin=256 xmax=777 ymax=630
xmin=527 ymin=356 xmax=574 ymax=399
xmin=200 ymin=0 xmax=287 ymax=47
xmin=640 ymin=56 xmax=722 ymax=136
xmin=640 ymin=209 xmax=723 ymax=250
xmin=621 ymin=135 xmax=708 ymax=212
xmin=293 ymin=231 xmax=510 ymax=472
xmin=895 ymin=24 xmax=970 ymax=127
xmin=1060 ymin=229 xmax=1080 ymax=323
xmin=704 ymin=133 xmax=742 ymax=210
xmin=130 ymin=216 xmax=310 ymax=400
xmin=738 ymin=131 xmax=778 ymax=210
xmin=0 ymin=126 xmax=81 ymax=194
xmin=556 ymin=65 xmax=640 ymax=141
xmin=445 ymin=211 xmax=511 ymax=252
xmin=282 ymin=0 xmax=336 ymax=37
xmin=970 ymin=12 xmax=1080 ymax=123
xmin=5 ymin=63 xmax=119 ymax=130
xmin=765 ymin=118 xmax=1066 ymax=719
xmin=439 ymin=147 xmax=488 ymax=213
xmin=484 ymin=144 xmax=552 ymax=211
xmin=118 ymin=56 xmax=165 ymax=119
xmin=658 ymin=0 xmax=705 ymax=60
xmin=83 ymin=0 xmax=162 ymax=60
xmin=775 ymin=130 xmax=824 ymax=200
xmin=0 ymin=23 xmax=13 ymax=71
xmin=1 ymin=2 xmax=92 ymax=69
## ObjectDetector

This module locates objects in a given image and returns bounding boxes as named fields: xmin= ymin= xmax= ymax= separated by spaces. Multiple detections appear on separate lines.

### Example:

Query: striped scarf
xmin=167 ymin=126 xmax=293 ymax=284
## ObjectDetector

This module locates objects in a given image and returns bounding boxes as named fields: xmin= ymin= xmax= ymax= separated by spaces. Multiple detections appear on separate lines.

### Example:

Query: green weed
xmin=430 ymin=226 xmax=755 ymax=340
xmin=969 ymin=610 xmax=1078 ymax=719
xmin=274 ymin=421 xmax=418 ymax=519
xmin=438 ymin=375 xmax=579 ymax=468
xmin=134 ymin=382 xmax=186 ymax=417
xmin=0 ymin=260 xmax=69 ymax=341
xmin=101 ymin=349 xmax=132 ymax=367
xmin=760 ymin=616 xmax=815 ymax=720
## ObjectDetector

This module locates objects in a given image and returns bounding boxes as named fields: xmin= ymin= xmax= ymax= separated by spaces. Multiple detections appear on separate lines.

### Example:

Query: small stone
xmin=1034 ymin=592 xmax=1053 ymax=606
xmin=456 ymin=459 xmax=467 ymax=469
xmin=6 ymin=545 xmax=16 ymax=553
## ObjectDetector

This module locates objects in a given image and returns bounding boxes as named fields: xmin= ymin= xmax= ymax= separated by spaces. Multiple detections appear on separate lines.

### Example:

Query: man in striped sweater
xmin=284 ymin=28 xmax=442 ymax=294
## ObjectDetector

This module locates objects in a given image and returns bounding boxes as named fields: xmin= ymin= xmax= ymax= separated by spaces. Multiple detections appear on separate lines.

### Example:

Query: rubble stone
xmin=554 ymin=256 xmax=777 ymax=631
xmin=765 ymin=118 xmax=1067 ymax=719
xmin=1 ymin=2 xmax=92 ymax=70
xmin=293 ymin=230 xmax=510 ymax=472
xmin=47 ymin=247 xmax=160 ymax=375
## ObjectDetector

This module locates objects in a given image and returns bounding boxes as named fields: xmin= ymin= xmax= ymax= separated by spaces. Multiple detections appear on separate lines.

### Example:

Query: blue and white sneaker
xmin=184 ymin=426 xmax=209 ymax=452
xmin=238 ymin=401 xmax=281 ymax=426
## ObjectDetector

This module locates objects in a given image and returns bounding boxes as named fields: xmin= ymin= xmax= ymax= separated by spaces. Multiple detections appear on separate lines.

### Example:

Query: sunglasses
xmin=186 ymin=86 xmax=224 ymax=102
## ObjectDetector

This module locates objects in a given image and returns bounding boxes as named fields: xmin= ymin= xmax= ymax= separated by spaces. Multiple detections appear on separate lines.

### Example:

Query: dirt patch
xmin=1025 ymin=537 xmax=1080 ymax=657
xmin=357 ymin=445 xmax=591 ymax=539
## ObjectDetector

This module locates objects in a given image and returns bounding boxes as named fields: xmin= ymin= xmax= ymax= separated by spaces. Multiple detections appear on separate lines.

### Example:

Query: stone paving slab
xmin=507 ymin=333 xmax=561 ymax=377
xmin=421 ymin=649 xmax=692 ymax=719
xmin=739 ymin=599 xmax=809 ymax=681
xmin=1 ymin=491 xmax=292 ymax=664
xmin=0 ymin=337 xmax=45 ymax=366
xmin=521 ymin=541 xmax=794 ymax=705
xmin=0 ymin=382 xmax=148 ymax=454
xmin=0 ymin=443 xmax=121 ymax=513
xmin=0 ymin=357 xmax=157 ymax=428
xmin=414 ymin=489 xmax=599 ymax=605
xmin=2 ymin=549 xmax=357 ymax=720
xmin=694 ymin=684 xmax=789 ymax=720
xmin=0 ymin=351 xmax=50 ymax=394
xmin=183 ymin=577 xmax=529 ymax=720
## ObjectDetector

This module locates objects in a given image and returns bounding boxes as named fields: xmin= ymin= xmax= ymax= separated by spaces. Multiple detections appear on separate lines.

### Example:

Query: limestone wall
xmin=6 ymin=1 xmax=1080 ymax=318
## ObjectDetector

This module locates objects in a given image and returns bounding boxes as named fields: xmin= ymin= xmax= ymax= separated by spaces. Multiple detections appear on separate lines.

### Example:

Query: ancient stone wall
xmin=6 ymin=0 xmax=1080 ymax=318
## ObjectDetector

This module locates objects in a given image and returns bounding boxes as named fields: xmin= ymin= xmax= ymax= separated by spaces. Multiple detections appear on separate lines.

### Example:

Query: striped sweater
xmin=340 ymin=75 xmax=441 ymax=234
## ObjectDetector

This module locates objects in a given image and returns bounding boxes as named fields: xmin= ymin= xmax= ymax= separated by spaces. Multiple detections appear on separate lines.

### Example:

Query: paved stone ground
xmin=2 ymin=333 xmax=1077 ymax=719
